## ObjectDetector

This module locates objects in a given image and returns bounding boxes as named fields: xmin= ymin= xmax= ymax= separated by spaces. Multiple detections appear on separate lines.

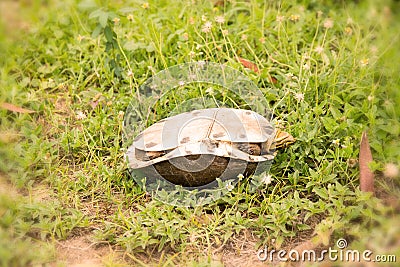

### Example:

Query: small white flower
xmin=221 ymin=29 xmax=229 ymax=36
xmin=276 ymin=15 xmax=285 ymax=22
xmin=127 ymin=70 xmax=133 ymax=77
xmin=360 ymin=58 xmax=369 ymax=67
xmin=314 ymin=46 xmax=324 ymax=54
xmin=112 ymin=17 xmax=120 ymax=25
xmin=332 ymin=139 xmax=340 ymax=146
xmin=237 ymin=173 xmax=244 ymax=180
xmin=367 ymin=95 xmax=374 ymax=101
xmin=205 ymin=87 xmax=214 ymax=95
xmin=261 ymin=174 xmax=273 ymax=185
xmin=285 ymin=72 xmax=299 ymax=81
xmin=294 ymin=93 xmax=304 ymax=102
xmin=76 ymin=110 xmax=86 ymax=120
xmin=323 ymin=18 xmax=334 ymax=29
xmin=303 ymin=63 xmax=310 ymax=70
xmin=77 ymin=35 xmax=85 ymax=42
xmin=201 ymin=21 xmax=213 ymax=33
xmin=241 ymin=34 xmax=247 ymax=40
xmin=201 ymin=15 xmax=207 ymax=22
xmin=189 ymin=51 xmax=196 ymax=57
xmin=215 ymin=15 xmax=225 ymax=24
xmin=226 ymin=182 xmax=234 ymax=191
xmin=178 ymin=81 xmax=185 ymax=86
xmin=285 ymin=73 xmax=295 ymax=80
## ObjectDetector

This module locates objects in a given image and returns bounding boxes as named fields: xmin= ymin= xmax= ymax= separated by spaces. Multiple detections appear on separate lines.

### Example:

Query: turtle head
xmin=272 ymin=129 xmax=295 ymax=150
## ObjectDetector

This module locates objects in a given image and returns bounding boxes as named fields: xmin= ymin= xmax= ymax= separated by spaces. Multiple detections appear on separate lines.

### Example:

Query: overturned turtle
xmin=126 ymin=108 xmax=295 ymax=187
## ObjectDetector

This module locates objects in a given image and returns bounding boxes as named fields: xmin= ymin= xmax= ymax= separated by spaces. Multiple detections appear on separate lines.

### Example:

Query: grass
xmin=1 ymin=0 xmax=400 ymax=266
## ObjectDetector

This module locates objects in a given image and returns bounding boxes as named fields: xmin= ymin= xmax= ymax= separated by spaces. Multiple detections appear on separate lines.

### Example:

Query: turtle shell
xmin=127 ymin=108 xmax=277 ymax=187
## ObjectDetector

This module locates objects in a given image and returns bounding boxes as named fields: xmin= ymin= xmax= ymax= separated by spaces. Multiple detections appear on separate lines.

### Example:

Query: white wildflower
xmin=77 ymin=35 xmax=85 ymax=42
xmin=112 ymin=17 xmax=120 ymax=25
xmin=360 ymin=58 xmax=369 ymax=67
xmin=226 ymin=182 xmax=234 ymax=191
xmin=215 ymin=15 xmax=225 ymax=24
xmin=294 ymin=93 xmax=305 ymax=102
xmin=323 ymin=18 xmax=334 ymax=29
xmin=76 ymin=110 xmax=86 ymax=120
xmin=314 ymin=45 xmax=324 ymax=54
xmin=276 ymin=15 xmax=285 ymax=22
xmin=332 ymin=139 xmax=340 ymax=146
xmin=261 ymin=173 xmax=273 ymax=185
xmin=201 ymin=21 xmax=213 ymax=33
xmin=127 ymin=14 xmax=134 ymax=21
xmin=205 ymin=87 xmax=214 ymax=95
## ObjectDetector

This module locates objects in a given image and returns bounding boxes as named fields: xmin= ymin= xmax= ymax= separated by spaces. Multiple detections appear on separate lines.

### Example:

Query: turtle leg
xmin=233 ymin=143 xmax=261 ymax=156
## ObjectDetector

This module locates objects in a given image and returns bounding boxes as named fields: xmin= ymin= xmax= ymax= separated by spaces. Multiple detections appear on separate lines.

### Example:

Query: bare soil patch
xmin=55 ymin=234 xmax=114 ymax=267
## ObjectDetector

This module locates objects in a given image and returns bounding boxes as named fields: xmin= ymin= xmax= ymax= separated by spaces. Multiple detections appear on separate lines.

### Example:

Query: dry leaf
xmin=0 ymin=102 xmax=35 ymax=114
xmin=269 ymin=76 xmax=278 ymax=84
xmin=213 ymin=0 xmax=225 ymax=7
xmin=237 ymin=57 xmax=260 ymax=73
xmin=359 ymin=131 xmax=374 ymax=193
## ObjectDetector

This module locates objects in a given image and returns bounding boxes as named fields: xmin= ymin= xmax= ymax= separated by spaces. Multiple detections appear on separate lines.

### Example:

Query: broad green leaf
xmin=91 ymin=24 xmax=102 ymax=38
xmin=88 ymin=8 xmax=103 ymax=19
xmin=321 ymin=116 xmax=337 ymax=133
xmin=99 ymin=11 xmax=109 ymax=28
xmin=104 ymin=26 xmax=114 ymax=42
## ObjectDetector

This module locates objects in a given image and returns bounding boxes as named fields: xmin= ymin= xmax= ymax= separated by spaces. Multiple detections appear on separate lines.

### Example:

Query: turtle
xmin=126 ymin=108 xmax=295 ymax=187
